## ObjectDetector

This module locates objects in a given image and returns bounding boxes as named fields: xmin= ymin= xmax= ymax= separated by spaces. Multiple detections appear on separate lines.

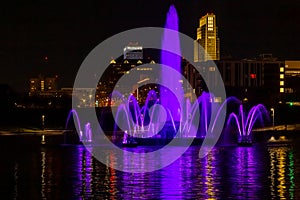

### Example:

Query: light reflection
xmin=269 ymin=148 xmax=276 ymax=197
xmin=205 ymin=152 xmax=216 ymax=200
xmin=73 ymin=145 xmax=298 ymax=199
xmin=288 ymin=151 xmax=295 ymax=199
xmin=233 ymin=147 xmax=262 ymax=199
xmin=41 ymin=151 xmax=46 ymax=199
xmin=108 ymin=153 xmax=117 ymax=198
xmin=78 ymin=146 xmax=93 ymax=198
xmin=13 ymin=162 xmax=18 ymax=200
xmin=277 ymin=148 xmax=286 ymax=198
xmin=268 ymin=146 xmax=295 ymax=199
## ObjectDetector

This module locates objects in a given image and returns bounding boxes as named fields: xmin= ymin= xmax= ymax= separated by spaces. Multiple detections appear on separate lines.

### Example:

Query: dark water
xmin=0 ymin=140 xmax=299 ymax=199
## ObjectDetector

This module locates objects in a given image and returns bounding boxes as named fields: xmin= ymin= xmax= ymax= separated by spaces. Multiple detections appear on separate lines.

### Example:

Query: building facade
xmin=194 ymin=13 xmax=220 ymax=62
xmin=123 ymin=43 xmax=143 ymax=60
xmin=29 ymin=75 xmax=58 ymax=96
xmin=283 ymin=61 xmax=300 ymax=103
xmin=184 ymin=54 xmax=286 ymax=106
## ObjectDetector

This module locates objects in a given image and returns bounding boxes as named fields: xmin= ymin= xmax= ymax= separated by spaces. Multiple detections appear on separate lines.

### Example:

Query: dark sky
xmin=1 ymin=0 xmax=300 ymax=92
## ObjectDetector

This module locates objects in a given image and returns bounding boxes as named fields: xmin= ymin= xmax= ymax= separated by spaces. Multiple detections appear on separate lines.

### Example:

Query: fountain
xmin=65 ymin=109 xmax=93 ymax=143
xmin=226 ymin=104 xmax=269 ymax=146
xmin=83 ymin=122 xmax=92 ymax=142
xmin=67 ymin=4 xmax=269 ymax=148
xmin=112 ymin=89 xmax=245 ymax=146
xmin=160 ymin=5 xmax=183 ymax=123
xmin=109 ymin=3 xmax=205 ymax=145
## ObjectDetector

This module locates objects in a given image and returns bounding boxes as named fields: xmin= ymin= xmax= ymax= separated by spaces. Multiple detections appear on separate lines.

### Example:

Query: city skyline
xmin=1 ymin=0 xmax=300 ymax=92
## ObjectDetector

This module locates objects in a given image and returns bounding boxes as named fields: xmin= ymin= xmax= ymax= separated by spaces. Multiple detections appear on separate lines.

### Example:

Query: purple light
xmin=160 ymin=5 xmax=183 ymax=122
xmin=65 ymin=109 xmax=92 ymax=142
xmin=226 ymin=104 xmax=269 ymax=143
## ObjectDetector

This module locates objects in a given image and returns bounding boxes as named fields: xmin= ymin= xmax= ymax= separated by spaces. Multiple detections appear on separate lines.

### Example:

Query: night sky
xmin=1 ymin=0 xmax=300 ymax=92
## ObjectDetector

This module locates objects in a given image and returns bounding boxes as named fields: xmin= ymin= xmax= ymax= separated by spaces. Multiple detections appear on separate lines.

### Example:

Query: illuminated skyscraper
xmin=194 ymin=13 xmax=220 ymax=62
xmin=123 ymin=43 xmax=143 ymax=60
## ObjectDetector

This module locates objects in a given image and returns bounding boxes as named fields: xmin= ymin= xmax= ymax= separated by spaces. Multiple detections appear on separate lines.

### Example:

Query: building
xmin=184 ymin=54 xmax=286 ymax=106
xmin=97 ymin=45 xmax=158 ymax=106
xmin=283 ymin=61 xmax=300 ymax=103
xmin=123 ymin=43 xmax=143 ymax=60
xmin=29 ymin=75 xmax=58 ymax=96
xmin=45 ymin=77 xmax=57 ymax=91
xmin=194 ymin=13 xmax=220 ymax=62
xmin=29 ymin=78 xmax=40 ymax=95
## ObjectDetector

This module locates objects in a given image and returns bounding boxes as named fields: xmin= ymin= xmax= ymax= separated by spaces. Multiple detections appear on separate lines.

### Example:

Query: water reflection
xmin=268 ymin=146 xmax=295 ymax=199
xmin=68 ymin=145 xmax=298 ymax=199
xmin=41 ymin=150 xmax=46 ymax=199
xmin=204 ymin=152 xmax=217 ymax=200
xmin=13 ymin=162 xmax=18 ymax=200
xmin=1 ymin=143 xmax=299 ymax=199
xmin=78 ymin=147 xmax=93 ymax=197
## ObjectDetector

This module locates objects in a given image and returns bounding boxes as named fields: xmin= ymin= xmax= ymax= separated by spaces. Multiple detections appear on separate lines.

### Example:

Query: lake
xmin=0 ymin=135 xmax=299 ymax=199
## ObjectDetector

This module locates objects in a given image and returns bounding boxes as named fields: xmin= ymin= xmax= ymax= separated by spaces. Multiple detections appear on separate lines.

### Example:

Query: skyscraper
xmin=194 ymin=13 xmax=220 ymax=62
xmin=123 ymin=43 xmax=143 ymax=60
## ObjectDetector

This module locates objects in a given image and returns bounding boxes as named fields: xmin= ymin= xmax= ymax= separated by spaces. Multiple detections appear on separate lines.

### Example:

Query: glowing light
xmin=209 ymin=67 xmax=216 ymax=71
xmin=250 ymin=74 xmax=256 ymax=79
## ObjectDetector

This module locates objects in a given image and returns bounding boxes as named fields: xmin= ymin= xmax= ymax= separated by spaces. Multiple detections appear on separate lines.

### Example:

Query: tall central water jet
xmin=160 ymin=5 xmax=183 ymax=122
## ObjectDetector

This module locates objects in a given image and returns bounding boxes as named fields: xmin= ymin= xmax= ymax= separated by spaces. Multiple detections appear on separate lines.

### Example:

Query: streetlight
xmin=42 ymin=115 xmax=45 ymax=130
xmin=270 ymin=108 xmax=274 ymax=130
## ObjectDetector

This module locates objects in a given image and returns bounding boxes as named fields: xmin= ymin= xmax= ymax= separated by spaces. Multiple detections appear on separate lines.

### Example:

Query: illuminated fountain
xmin=198 ymin=95 xmax=241 ymax=138
xmin=226 ymin=104 xmax=269 ymax=146
xmin=160 ymin=4 xmax=183 ymax=123
xmin=66 ymin=5 xmax=269 ymax=147
xmin=65 ymin=109 xmax=92 ymax=143
xmin=112 ymin=90 xmax=242 ymax=145
xmin=113 ymin=90 xmax=165 ymax=139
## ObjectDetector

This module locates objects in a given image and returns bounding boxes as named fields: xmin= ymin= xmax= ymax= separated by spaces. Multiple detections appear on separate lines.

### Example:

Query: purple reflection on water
xmin=77 ymin=146 xmax=93 ymax=198
xmin=0 ymin=141 xmax=298 ymax=199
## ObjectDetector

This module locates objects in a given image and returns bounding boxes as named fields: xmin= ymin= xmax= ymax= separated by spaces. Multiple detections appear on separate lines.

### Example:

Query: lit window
xmin=280 ymin=67 xmax=284 ymax=72
xmin=280 ymin=74 xmax=284 ymax=79
xmin=280 ymin=88 xmax=284 ymax=93
xmin=209 ymin=67 xmax=215 ymax=71
xmin=214 ymin=97 xmax=222 ymax=103
xmin=280 ymin=81 xmax=284 ymax=86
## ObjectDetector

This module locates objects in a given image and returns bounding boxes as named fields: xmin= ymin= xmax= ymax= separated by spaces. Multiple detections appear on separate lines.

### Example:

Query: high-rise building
xmin=123 ymin=43 xmax=143 ymax=60
xmin=194 ymin=13 xmax=220 ymax=62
